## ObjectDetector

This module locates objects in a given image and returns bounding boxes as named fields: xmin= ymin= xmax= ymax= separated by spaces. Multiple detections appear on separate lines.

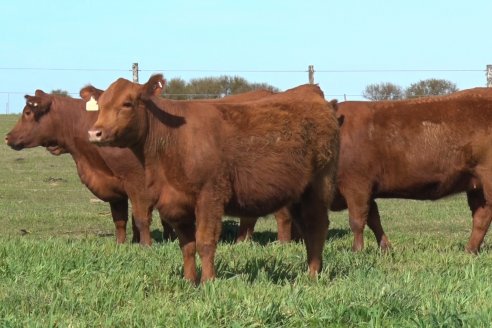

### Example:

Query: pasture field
xmin=1 ymin=114 xmax=491 ymax=327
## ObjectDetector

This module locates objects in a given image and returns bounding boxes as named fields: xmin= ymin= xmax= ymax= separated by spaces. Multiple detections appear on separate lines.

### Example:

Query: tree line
xmin=163 ymin=75 xmax=279 ymax=100
xmin=50 ymin=76 xmax=459 ymax=101
xmin=362 ymin=79 xmax=458 ymax=100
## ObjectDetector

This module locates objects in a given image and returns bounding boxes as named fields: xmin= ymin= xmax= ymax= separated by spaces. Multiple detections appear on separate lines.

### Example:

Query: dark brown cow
xmin=332 ymin=88 xmax=492 ymax=253
xmin=87 ymin=74 xmax=340 ymax=282
xmin=5 ymin=89 xmax=162 ymax=244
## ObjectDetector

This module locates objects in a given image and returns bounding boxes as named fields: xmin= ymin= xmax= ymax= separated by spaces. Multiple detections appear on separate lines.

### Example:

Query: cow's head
xmin=5 ymin=90 xmax=56 ymax=150
xmin=88 ymin=75 xmax=165 ymax=147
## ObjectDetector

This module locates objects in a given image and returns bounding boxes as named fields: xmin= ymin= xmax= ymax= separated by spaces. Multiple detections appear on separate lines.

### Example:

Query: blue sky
xmin=1 ymin=0 xmax=491 ymax=113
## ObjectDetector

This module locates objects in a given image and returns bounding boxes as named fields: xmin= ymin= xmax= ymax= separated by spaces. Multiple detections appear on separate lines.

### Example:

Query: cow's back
xmin=337 ymin=90 xmax=492 ymax=200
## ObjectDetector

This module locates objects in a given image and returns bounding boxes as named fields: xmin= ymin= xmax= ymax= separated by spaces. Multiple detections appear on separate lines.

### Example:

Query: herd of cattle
xmin=4 ymin=74 xmax=492 ymax=283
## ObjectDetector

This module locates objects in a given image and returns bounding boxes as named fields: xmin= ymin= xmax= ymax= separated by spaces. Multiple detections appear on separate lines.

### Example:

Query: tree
xmin=51 ymin=89 xmax=71 ymax=97
xmin=362 ymin=82 xmax=403 ymax=100
xmin=405 ymin=79 xmax=458 ymax=98
xmin=163 ymin=78 xmax=188 ymax=100
xmin=163 ymin=75 xmax=279 ymax=100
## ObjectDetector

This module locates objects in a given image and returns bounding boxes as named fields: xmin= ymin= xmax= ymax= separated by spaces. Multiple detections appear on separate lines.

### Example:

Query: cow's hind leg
xmin=109 ymin=200 xmax=128 ymax=244
xmin=160 ymin=214 xmax=177 ymax=241
xmin=466 ymin=188 xmax=492 ymax=253
xmin=274 ymin=208 xmax=292 ymax=243
xmin=172 ymin=221 xmax=198 ymax=283
xmin=236 ymin=216 xmax=257 ymax=242
xmin=367 ymin=200 xmax=391 ymax=251
xmin=236 ymin=210 xmax=293 ymax=243
xmin=290 ymin=192 xmax=329 ymax=277
xmin=131 ymin=215 xmax=140 ymax=243
xmin=131 ymin=203 xmax=153 ymax=246
xmin=344 ymin=190 xmax=371 ymax=252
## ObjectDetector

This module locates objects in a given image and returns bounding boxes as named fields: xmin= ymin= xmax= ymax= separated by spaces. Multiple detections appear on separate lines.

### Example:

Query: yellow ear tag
xmin=86 ymin=96 xmax=99 ymax=111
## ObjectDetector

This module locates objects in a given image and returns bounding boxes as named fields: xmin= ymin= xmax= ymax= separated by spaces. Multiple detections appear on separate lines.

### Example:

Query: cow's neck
xmin=139 ymin=99 xmax=182 ymax=163
xmin=131 ymin=104 xmax=183 ymax=198
xmin=51 ymin=98 xmax=113 ymax=175
xmin=50 ymin=98 xmax=93 ymax=152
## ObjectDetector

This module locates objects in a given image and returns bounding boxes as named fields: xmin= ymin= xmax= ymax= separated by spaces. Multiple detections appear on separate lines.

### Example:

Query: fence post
xmin=308 ymin=65 xmax=314 ymax=84
xmin=6 ymin=92 xmax=9 ymax=114
xmin=487 ymin=65 xmax=492 ymax=87
xmin=132 ymin=63 xmax=139 ymax=83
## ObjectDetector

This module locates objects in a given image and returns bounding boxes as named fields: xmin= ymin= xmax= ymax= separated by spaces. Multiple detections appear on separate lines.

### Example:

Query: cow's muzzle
xmin=5 ymin=134 xmax=24 ymax=151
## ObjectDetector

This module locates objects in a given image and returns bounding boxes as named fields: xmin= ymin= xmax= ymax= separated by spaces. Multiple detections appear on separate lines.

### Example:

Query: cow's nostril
xmin=88 ymin=129 xmax=103 ymax=143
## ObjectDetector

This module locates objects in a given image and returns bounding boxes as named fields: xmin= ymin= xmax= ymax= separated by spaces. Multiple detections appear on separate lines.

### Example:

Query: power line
xmin=142 ymin=69 xmax=307 ymax=73
xmin=0 ymin=67 xmax=486 ymax=73
xmin=316 ymin=69 xmax=485 ymax=73
xmin=0 ymin=67 xmax=130 ymax=72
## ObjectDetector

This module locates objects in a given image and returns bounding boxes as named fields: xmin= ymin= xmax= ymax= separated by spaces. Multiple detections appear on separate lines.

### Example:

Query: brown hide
xmin=89 ymin=74 xmax=340 ymax=282
xmin=334 ymin=88 xmax=492 ymax=253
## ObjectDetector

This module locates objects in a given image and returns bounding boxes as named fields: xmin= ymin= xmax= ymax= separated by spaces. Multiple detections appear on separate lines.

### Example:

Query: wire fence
xmin=1 ymin=65 xmax=490 ymax=113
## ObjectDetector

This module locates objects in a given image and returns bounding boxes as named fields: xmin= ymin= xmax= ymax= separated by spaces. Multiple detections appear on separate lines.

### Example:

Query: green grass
xmin=1 ymin=114 xmax=491 ymax=327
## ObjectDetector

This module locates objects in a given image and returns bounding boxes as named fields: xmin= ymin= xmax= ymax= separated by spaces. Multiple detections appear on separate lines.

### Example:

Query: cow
xmin=4 ymin=89 xmax=292 ymax=244
xmin=332 ymin=88 xmax=492 ymax=253
xmin=87 ymin=74 xmax=340 ymax=282
xmin=5 ymin=89 xmax=164 ymax=244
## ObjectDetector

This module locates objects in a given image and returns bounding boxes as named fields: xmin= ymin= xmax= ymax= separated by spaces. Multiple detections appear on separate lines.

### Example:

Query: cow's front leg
xmin=195 ymin=191 xmax=224 ymax=283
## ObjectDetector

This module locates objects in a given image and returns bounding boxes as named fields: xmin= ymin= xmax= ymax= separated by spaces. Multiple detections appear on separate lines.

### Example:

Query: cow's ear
xmin=35 ymin=89 xmax=47 ymax=97
xmin=26 ymin=91 xmax=52 ymax=115
xmin=141 ymin=74 xmax=166 ymax=100
xmin=80 ymin=85 xmax=103 ymax=101
xmin=329 ymin=99 xmax=339 ymax=111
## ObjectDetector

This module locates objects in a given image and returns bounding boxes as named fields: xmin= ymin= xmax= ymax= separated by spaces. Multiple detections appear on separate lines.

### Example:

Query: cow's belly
xmin=378 ymin=171 xmax=475 ymax=200
xmin=225 ymin=199 xmax=287 ymax=218
xmin=225 ymin=184 xmax=300 ymax=217
xmin=156 ymin=187 xmax=195 ymax=222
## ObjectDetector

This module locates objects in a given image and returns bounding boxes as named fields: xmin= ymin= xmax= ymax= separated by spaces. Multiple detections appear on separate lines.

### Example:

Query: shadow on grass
xmin=216 ymin=257 xmax=301 ymax=284
xmin=151 ymin=229 xmax=165 ymax=243
xmin=166 ymin=226 xmax=352 ymax=284
xmin=151 ymin=221 xmax=351 ymax=246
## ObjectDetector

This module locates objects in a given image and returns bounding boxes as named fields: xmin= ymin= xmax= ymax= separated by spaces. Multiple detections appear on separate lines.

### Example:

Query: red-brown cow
xmin=332 ymin=89 xmax=492 ymax=253
xmin=87 ymin=74 xmax=340 ymax=282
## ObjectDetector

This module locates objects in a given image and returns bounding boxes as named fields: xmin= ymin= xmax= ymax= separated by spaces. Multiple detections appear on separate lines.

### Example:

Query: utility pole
xmin=308 ymin=65 xmax=314 ymax=84
xmin=487 ymin=65 xmax=492 ymax=87
xmin=132 ymin=63 xmax=139 ymax=83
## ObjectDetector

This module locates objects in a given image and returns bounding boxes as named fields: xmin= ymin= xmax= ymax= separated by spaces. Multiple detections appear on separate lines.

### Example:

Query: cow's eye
xmin=123 ymin=101 xmax=132 ymax=108
xmin=24 ymin=109 xmax=32 ymax=116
